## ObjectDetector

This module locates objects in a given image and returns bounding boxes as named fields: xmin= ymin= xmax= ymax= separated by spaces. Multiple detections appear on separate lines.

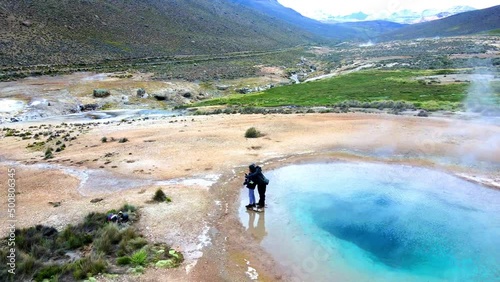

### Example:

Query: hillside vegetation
xmin=0 ymin=0 xmax=316 ymax=66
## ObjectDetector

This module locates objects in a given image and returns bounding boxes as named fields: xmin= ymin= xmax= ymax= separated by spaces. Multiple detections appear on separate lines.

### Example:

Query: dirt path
xmin=0 ymin=113 xmax=499 ymax=281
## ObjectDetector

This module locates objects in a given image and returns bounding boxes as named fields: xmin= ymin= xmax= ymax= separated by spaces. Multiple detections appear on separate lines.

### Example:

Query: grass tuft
xmin=152 ymin=189 xmax=168 ymax=202
xmin=245 ymin=127 xmax=263 ymax=138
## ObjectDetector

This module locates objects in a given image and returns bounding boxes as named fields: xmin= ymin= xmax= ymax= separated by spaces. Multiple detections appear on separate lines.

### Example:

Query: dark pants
xmin=257 ymin=184 xmax=267 ymax=207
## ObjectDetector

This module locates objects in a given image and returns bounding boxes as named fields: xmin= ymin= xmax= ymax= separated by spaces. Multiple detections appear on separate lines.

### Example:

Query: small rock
xmin=21 ymin=20 xmax=33 ymax=27
xmin=216 ymin=85 xmax=230 ymax=91
xmin=90 ymin=198 xmax=104 ymax=203
xmin=48 ymin=201 xmax=61 ymax=207
xmin=236 ymin=87 xmax=251 ymax=94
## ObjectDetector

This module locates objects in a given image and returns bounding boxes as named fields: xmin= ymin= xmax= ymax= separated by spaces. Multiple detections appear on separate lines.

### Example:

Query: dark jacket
xmin=243 ymin=177 xmax=257 ymax=189
xmin=246 ymin=165 xmax=268 ymax=186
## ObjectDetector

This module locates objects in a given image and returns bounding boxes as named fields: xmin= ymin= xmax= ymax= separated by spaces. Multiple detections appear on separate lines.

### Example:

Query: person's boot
xmin=245 ymin=204 xmax=255 ymax=209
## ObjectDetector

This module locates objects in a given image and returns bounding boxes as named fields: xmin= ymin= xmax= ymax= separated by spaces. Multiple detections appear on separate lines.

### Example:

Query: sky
xmin=277 ymin=0 xmax=500 ymax=18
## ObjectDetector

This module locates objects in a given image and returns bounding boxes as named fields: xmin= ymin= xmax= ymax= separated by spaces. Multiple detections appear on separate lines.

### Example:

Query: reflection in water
xmin=245 ymin=211 xmax=267 ymax=243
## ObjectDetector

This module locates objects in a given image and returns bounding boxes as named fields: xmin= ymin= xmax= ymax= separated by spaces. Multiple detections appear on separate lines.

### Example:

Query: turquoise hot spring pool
xmin=239 ymin=162 xmax=500 ymax=281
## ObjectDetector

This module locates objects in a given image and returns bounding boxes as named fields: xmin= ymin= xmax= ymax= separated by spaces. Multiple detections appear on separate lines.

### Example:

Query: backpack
xmin=261 ymin=174 xmax=270 ymax=185
xmin=263 ymin=176 xmax=270 ymax=185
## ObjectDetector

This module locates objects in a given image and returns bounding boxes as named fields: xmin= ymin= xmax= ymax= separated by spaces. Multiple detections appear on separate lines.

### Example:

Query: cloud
xmin=278 ymin=0 xmax=499 ymax=18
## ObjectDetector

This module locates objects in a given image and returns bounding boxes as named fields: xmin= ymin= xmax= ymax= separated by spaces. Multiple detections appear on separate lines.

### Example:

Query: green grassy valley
xmin=193 ymin=70 xmax=473 ymax=111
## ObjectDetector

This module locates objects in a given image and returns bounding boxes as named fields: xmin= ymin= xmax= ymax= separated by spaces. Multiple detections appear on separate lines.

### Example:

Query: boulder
xmin=416 ymin=110 xmax=429 ymax=117
xmin=137 ymin=88 xmax=146 ymax=97
xmin=181 ymin=91 xmax=192 ymax=98
xmin=236 ymin=87 xmax=251 ymax=94
xmin=80 ymin=104 xmax=99 ymax=111
xmin=93 ymin=89 xmax=110 ymax=98
xmin=153 ymin=93 xmax=168 ymax=101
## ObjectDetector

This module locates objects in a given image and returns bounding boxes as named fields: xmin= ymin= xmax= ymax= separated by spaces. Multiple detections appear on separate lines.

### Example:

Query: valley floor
xmin=0 ymin=112 xmax=499 ymax=281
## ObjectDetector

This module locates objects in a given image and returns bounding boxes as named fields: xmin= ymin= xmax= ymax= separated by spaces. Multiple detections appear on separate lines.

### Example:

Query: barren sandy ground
xmin=0 ymin=113 xmax=499 ymax=281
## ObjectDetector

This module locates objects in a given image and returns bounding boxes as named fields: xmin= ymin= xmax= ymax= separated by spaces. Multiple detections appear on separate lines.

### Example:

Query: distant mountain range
xmin=316 ymin=6 xmax=477 ymax=24
xmin=378 ymin=5 xmax=500 ymax=41
xmin=235 ymin=2 xmax=500 ymax=41
xmin=230 ymin=0 xmax=405 ymax=40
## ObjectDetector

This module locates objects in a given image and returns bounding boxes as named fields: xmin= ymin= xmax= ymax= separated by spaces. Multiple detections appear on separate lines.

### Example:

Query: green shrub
xmin=120 ymin=203 xmax=136 ymax=213
xmin=116 ymin=256 xmax=132 ymax=266
xmin=130 ymin=249 xmax=148 ymax=266
xmin=152 ymin=189 xmax=167 ymax=202
xmin=58 ymin=225 xmax=91 ymax=250
xmin=15 ymin=226 xmax=56 ymax=257
xmin=118 ymin=137 xmax=129 ymax=143
xmin=17 ymin=254 xmax=38 ymax=278
xmin=82 ymin=212 xmax=108 ymax=232
xmin=244 ymin=127 xmax=263 ymax=138
xmin=71 ymin=256 xmax=107 ymax=280
xmin=30 ymin=242 xmax=53 ymax=259
xmin=101 ymin=137 xmax=108 ymax=143
xmin=117 ymin=240 xmax=132 ymax=257
xmin=103 ymin=224 xmax=122 ymax=244
xmin=44 ymin=148 xmax=54 ymax=159
xmin=34 ymin=265 xmax=64 ymax=282
xmin=94 ymin=235 xmax=113 ymax=255
xmin=127 ymin=237 xmax=148 ymax=250
xmin=120 ymin=227 xmax=140 ymax=242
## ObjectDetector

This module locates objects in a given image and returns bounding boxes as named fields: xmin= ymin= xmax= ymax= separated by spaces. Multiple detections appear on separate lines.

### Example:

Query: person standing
xmin=247 ymin=163 xmax=269 ymax=211
xmin=243 ymin=171 xmax=257 ymax=209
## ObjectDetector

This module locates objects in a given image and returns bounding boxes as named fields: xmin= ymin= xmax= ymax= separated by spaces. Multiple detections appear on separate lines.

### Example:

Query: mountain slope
xmin=229 ymin=0 xmax=405 ymax=40
xmin=229 ymin=0 xmax=352 ymax=39
xmin=0 ymin=0 xmax=318 ymax=66
xmin=334 ymin=21 xmax=406 ymax=40
xmin=379 ymin=5 xmax=500 ymax=41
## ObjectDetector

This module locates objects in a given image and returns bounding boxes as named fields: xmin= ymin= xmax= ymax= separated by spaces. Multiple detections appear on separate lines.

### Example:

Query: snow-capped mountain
xmin=318 ymin=6 xmax=477 ymax=24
